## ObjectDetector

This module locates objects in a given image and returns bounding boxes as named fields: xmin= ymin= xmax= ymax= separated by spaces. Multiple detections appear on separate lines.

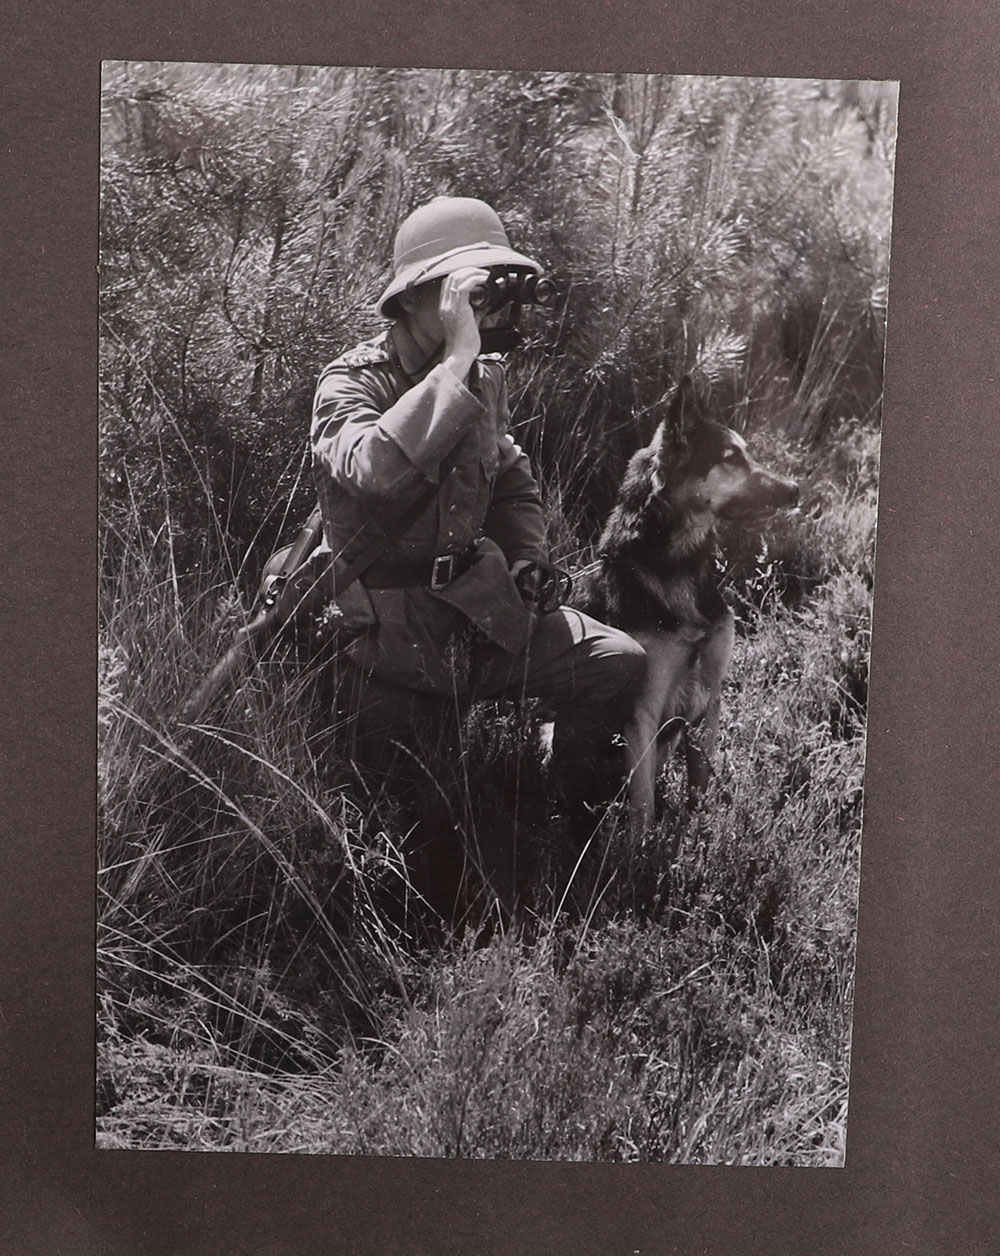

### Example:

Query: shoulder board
xmin=477 ymin=352 xmax=505 ymax=362
xmin=337 ymin=342 xmax=392 ymax=369
xmin=322 ymin=332 xmax=391 ymax=372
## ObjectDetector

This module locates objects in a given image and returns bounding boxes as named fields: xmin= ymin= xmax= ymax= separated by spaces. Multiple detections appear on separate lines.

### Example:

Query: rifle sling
xmin=180 ymin=475 xmax=449 ymax=725
xmin=329 ymin=480 xmax=442 ymax=595
xmin=265 ymin=477 xmax=440 ymax=610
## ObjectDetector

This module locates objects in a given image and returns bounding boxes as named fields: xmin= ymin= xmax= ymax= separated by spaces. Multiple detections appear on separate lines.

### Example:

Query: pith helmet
xmin=376 ymin=196 xmax=541 ymax=318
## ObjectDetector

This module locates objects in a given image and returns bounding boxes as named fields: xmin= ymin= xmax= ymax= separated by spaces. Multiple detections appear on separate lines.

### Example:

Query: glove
xmin=511 ymin=560 xmax=573 ymax=615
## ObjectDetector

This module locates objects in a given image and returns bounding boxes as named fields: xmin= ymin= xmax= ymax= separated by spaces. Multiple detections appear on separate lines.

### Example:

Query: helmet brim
xmin=376 ymin=244 xmax=542 ymax=318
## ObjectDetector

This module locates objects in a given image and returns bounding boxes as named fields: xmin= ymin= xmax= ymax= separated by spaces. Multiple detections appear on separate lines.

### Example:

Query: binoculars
xmin=469 ymin=268 xmax=559 ymax=314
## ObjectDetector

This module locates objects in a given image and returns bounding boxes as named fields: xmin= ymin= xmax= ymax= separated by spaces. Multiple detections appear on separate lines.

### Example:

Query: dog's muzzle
xmin=721 ymin=475 xmax=799 ymax=520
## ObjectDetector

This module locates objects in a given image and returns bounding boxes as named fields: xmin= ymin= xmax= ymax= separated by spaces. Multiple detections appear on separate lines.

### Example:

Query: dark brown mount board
xmin=2 ymin=1 xmax=998 ymax=1253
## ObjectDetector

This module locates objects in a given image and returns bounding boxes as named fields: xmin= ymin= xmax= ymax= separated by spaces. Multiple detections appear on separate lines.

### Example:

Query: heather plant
xmin=97 ymin=63 xmax=893 ymax=1163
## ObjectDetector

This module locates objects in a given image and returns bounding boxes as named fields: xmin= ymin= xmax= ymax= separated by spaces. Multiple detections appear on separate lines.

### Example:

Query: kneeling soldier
xmin=311 ymin=196 xmax=646 ymax=913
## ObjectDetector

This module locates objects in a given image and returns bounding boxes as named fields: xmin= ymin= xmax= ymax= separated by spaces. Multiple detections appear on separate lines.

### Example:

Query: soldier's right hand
xmin=439 ymin=266 xmax=489 ymax=380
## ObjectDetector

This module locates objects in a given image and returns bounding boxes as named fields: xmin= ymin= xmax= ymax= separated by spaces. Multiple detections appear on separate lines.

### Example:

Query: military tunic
xmin=311 ymin=326 xmax=549 ymax=694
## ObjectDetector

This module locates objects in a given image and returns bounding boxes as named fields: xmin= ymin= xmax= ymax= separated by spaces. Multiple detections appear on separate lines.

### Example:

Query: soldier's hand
xmin=512 ymin=559 xmax=573 ymax=615
xmin=440 ymin=267 xmax=489 ymax=380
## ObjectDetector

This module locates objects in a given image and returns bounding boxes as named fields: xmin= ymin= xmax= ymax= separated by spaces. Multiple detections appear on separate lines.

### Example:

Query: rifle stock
xmin=177 ymin=604 xmax=281 ymax=725
xmin=177 ymin=480 xmax=439 ymax=727
xmin=178 ymin=508 xmax=325 ymax=725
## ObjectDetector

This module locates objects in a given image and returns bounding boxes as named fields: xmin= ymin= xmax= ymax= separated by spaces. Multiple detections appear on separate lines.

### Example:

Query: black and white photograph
xmin=97 ymin=61 xmax=897 ymax=1164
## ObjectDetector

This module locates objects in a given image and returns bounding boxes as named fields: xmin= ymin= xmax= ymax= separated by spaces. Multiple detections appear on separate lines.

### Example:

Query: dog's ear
xmin=655 ymin=375 xmax=701 ymax=462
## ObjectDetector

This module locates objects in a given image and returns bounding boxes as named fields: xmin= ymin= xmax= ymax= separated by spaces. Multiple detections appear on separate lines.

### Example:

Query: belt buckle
xmin=430 ymin=553 xmax=456 ymax=590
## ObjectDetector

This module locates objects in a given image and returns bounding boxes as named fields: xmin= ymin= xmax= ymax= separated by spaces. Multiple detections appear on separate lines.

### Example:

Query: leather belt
xmin=363 ymin=544 xmax=478 ymax=591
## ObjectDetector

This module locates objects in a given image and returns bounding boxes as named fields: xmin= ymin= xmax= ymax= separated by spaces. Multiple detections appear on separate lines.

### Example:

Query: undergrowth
xmin=97 ymin=470 xmax=872 ymax=1164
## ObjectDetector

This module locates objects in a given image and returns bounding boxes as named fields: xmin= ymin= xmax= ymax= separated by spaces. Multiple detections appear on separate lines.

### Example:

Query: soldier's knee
xmin=576 ymin=629 xmax=646 ymax=718
xmin=619 ymin=631 xmax=647 ymax=676
xmin=603 ymin=628 xmax=647 ymax=696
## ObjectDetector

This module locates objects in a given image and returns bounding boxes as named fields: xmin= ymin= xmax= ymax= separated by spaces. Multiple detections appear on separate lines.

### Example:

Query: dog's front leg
xmin=684 ymin=726 xmax=713 ymax=808
xmin=685 ymin=611 xmax=734 ymax=808
xmin=624 ymin=710 xmax=660 ymax=834
xmin=624 ymin=634 xmax=693 ymax=835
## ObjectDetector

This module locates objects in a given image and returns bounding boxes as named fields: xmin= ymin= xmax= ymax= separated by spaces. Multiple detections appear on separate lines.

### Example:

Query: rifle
xmin=178 ymin=481 xmax=441 ymax=725
xmin=178 ymin=506 xmax=326 ymax=725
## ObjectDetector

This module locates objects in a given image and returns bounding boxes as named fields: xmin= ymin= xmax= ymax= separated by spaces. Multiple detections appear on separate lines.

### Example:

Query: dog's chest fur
xmin=575 ymin=448 xmax=729 ymax=638
xmin=626 ymin=612 xmax=732 ymax=733
xmin=589 ymin=541 xmax=727 ymax=635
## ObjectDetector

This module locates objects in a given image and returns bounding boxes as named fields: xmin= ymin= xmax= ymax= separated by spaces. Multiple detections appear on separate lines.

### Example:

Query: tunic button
xmin=448 ymin=504 xmax=458 ymax=514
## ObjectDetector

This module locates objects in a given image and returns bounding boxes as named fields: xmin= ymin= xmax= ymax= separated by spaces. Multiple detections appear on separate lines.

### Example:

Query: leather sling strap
xmin=178 ymin=479 xmax=446 ymax=726
xmin=329 ymin=478 xmax=443 ymax=595
xmin=264 ymin=477 xmax=443 ymax=609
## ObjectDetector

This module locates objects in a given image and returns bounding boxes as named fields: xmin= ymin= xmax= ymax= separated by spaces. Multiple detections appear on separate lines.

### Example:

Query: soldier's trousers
xmin=331 ymin=607 xmax=646 ymax=915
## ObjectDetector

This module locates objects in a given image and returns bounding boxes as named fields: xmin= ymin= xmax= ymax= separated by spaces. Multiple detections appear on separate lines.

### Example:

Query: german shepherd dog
xmin=575 ymin=376 xmax=799 ymax=833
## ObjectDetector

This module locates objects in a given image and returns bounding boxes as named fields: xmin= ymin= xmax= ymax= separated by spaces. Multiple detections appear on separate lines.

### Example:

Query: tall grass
xmin=97 ymin=64 xmax=892 ymax=1163
xmin=97 ymin=445 xmax=873 ymax=1162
